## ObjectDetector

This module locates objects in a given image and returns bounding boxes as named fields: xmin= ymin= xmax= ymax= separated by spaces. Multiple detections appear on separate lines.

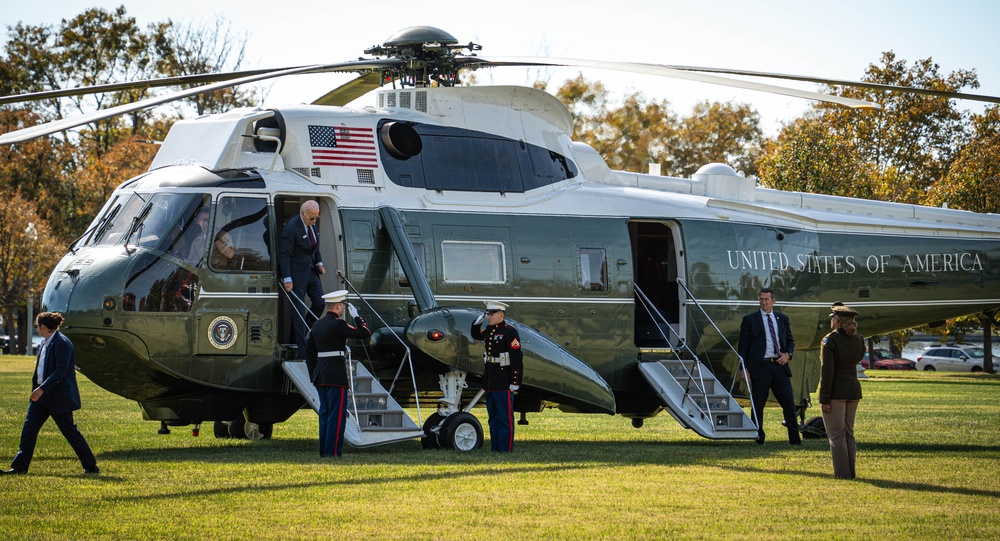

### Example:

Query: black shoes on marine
xmin=1 ymin=469 xmax=27 ymax=475
xmin=84 ymin=467 xmax=100 ymax=475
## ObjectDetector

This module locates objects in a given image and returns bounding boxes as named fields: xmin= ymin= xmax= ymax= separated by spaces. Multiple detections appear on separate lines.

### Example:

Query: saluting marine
xmin=471 ymin=300 xmax=524 ymax=452
xmin=305 ymin=289 xmax=370 ymax=458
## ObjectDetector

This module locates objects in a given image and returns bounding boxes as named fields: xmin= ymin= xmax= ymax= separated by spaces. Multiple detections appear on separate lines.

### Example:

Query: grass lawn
xmin=1 ymin=356 xmax=997 ymax=540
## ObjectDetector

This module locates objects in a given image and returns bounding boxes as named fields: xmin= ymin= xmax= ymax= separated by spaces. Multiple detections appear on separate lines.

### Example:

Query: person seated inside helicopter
xmin=184 ymin=208 xmax=211 ymax=265
xmin=210 ymin=231 xmax=237 ymax=269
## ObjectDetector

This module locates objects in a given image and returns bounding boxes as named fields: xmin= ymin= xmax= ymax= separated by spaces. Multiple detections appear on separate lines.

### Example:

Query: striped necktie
xmin=766 ymin=313 xmax=780 ymax=357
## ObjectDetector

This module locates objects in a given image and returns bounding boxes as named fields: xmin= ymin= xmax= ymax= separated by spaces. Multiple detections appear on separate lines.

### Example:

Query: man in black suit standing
xmin=737 ymin=287 xmax=802 ymax=446
xmin=2 ymin=312 xmax=99 ymax=475
xmin=280 ymin=200 xmax=326 ymax=355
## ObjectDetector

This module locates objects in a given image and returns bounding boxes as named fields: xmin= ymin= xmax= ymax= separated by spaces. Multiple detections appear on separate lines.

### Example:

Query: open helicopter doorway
xmin=275 ymin=195 xmax=343 ymax=358
xmin=630 ymin=221 xmax=685 ymax=348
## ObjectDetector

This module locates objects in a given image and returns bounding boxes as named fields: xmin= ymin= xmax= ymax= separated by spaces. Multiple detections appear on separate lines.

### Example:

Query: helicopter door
xmin=630 ymin=221 xmax=683 ymax=348
xmin=275 ymin=196 xmax=342 ymax=353
xmin=196 ymin=194 xmax=274 ymax=356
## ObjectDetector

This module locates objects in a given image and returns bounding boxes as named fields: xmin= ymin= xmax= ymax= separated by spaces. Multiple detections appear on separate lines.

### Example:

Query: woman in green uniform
xmin=819 ymin=302 xmax=864 ymax=479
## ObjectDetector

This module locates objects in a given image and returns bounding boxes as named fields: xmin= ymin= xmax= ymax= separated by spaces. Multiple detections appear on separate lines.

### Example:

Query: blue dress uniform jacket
xmin=304 ymin=311 xmax=370 ymax=458
xmin=305 ymin=312 xmax=371 ymax=386
xmin=471 ymin=321 xmax=524 ymax=391
xmin=819 ymin=329 xmax=865 ymax=404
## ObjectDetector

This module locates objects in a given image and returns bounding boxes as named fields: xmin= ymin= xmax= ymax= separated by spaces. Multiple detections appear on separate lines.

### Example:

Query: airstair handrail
xmin=338 ymin=272 xmax=423 ymax=427
xmin=634 ymin=285 xmax=716 ymax=422
xmin=673 ymin=278 xmax=756 ymax=429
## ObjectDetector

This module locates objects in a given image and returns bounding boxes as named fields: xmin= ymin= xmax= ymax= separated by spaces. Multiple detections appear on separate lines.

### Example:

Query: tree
xmin=924 ymin=105 xmax=1000 ymax=213
xmin=555 ymin=74 xmax=679 ymax=173
xmin=157 ymin=15 xmax=257 ymax=116
xmin=553 ymin=75 xmax=762 ymax=176
xmin=0 ymin=191 xmax=61 ymax=354
xmin=757 ymin=52 xmax=977 ymax=203
xmin=674 ymin=100 xmax=763 ymax=178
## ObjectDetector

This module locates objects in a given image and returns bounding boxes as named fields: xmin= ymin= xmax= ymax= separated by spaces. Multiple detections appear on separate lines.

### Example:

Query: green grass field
xmin=1 ymin=356 xmax=997 ymax=540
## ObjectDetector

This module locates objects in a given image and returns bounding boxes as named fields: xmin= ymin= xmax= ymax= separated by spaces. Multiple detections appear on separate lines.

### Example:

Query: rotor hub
xmin=364 ymin=26 xmax=481 ymax=87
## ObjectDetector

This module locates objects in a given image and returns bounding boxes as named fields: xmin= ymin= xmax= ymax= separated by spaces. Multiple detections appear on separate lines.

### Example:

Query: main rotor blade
xmin=312 ymin=72 xmax=385 ymax=106
xmin=0 ymin=59 xmax=400 ymax=146
xmin=0 ymin=67 xmax=308 ymax=106
xmin=654 ymin=65 xmax=1000 ymax=105
xmin=469 ymin=56 xmax=880 ymax=110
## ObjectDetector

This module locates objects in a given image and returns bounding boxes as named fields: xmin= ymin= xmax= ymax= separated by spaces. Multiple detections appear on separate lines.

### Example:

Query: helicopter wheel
xmin=229 ymin=415 xmax=274 ymax=441
xmin=421 ymin=413 xmax=444 ymax=449
xmin=438 ymin=412 xmax=483 ymax=451
xmin=801 ymin=416 xmax=827 ymax=439
xmin=214 ymin=421 xmax=231 ymax=438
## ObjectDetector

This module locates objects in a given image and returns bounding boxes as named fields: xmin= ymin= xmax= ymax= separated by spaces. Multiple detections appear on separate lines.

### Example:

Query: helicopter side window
xmin=394 ymin=243 xmax=426 ymax=287
xmin=579 ymin=248 xmax=608 ymax=292
xmin=210 ymin=196 xmax=271 ymax=272
xmin=122 ymin=253 xmax=198 ymax=312
xmin=441 ymin=241 xmax=506 ymax=284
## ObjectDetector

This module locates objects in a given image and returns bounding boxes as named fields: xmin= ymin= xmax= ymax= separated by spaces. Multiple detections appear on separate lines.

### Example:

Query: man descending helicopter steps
xmin=280 ymin=200 xmax=326 ymax=356
xmin=471 ymin=301 xmax=524 ymax=452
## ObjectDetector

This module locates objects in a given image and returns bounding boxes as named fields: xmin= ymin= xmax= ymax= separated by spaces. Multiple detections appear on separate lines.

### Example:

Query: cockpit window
xmin=209 ymin=196 xmax=271 ymax=272
xmin=89 ymin=193 xmax=148 ymax=246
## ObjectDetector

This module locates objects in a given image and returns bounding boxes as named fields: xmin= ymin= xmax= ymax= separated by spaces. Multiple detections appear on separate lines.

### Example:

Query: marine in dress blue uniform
xmin=2 ymin=312 xmax=98 ymax=475
xmin=304 ymin=290 xmax=370 ymax=458
xmin=470 ymin=300 xmax=524 ymax=452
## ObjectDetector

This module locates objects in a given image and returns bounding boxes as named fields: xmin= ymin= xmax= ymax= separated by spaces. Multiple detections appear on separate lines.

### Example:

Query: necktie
xmin=307 ymin=225 xmax=316 ymax=249
xmin=766 ymin=313 xmax=780 ymax=357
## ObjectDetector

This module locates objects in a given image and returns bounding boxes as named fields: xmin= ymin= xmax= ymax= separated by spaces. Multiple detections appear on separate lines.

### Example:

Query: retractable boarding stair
xmin=282 ymin=359 xmax=424 ymax=448
xmin=638 ymin=355 xmax=757 ymax=439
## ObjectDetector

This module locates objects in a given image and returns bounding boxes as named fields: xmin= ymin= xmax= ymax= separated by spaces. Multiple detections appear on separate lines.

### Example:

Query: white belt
xmin=317 ymin=351 xmax=346 ymax=358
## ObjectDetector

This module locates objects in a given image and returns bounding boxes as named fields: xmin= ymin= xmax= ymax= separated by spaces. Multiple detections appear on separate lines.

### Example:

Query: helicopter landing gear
xmin=421 ymin=370 xmax=485 ymax=452
xmin=214 ymin=416 xmax=273 ymax=440
xmin=802 ymin=416 xmax=826 ymax=439
xmin=421 ymin=413 xmax=445 ymax=449
xmin=438 ymin=412 xmax=483 ymax=451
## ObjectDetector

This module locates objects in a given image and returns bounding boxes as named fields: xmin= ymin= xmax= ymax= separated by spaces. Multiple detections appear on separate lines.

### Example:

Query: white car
xmin=916 ymin=345 xmax=999 ymax=372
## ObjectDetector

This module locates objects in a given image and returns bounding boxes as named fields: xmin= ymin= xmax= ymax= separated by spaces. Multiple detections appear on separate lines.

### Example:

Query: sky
xmin=2 ymin=0 xmax=998 ymax=136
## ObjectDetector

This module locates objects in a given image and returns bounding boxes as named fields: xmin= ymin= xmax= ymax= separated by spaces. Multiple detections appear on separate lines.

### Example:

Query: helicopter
xmin=3 ymin=26 xmax=1000 ymax=450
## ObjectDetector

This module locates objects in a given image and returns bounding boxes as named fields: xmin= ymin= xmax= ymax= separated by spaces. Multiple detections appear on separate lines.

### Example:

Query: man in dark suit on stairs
xmin=280 ymin=200 xmax=326 ymax=355
xmin=737 ymin=288 xmax=802 ymax=446
xmin=2 ymin=312 xmax=99 ymax=475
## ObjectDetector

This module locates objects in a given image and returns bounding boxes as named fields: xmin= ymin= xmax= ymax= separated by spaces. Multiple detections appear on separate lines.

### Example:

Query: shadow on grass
xmin=719 ymin=463 xmax=1000 ymax=499
xmin=111 ymin=462 xmax=597 ymax=502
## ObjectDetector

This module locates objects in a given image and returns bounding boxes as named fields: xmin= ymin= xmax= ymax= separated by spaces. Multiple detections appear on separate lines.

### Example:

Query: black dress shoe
xmin=1 ymin=468 xmax=27 ymax=475
xmin=755 ymin=438 xmax=765 ymax=446
xmin=83 ymin=467 xmax=100 ymax=475
xmin=789 ymin=442 xmax=802 ymax=447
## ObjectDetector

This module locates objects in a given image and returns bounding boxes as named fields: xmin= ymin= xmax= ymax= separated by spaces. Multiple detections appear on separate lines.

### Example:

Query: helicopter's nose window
xmin=209 ymin=196 xmax=271 ymax=272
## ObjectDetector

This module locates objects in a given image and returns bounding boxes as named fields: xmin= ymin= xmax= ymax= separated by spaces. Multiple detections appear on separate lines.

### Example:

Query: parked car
xmin=0 ymin=334 xmax=42 ymax=355
xmin=916 ymin=345 xmax=999 ymax=372
xmin=861 ymin=348 xmax=916 ymax=370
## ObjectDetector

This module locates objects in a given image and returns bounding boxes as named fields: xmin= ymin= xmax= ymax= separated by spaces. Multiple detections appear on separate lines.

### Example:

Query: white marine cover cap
xmin=322 ymin=289 xmax=348 ymax=303
xmin=484 ymin=300 xmax=509 ymax=311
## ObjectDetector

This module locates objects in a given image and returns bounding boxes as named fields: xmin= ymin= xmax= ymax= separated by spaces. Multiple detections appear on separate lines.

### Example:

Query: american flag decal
xmin=308 ymin=125 xmax=378 ymax=168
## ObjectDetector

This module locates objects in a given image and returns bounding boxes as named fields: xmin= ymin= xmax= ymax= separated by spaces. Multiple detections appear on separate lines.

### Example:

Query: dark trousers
xmin=291 ymin=273 xmax=325 ymax=354
xmin=750 ymin=363 xmax=802 ymax=444
xmin=11 ymin=400 xmax=97 ymax=472
xmin=316 ymin=385 xmax=348 ymax=457
xmin=485 ymin=389 xmax=515 ymax=452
